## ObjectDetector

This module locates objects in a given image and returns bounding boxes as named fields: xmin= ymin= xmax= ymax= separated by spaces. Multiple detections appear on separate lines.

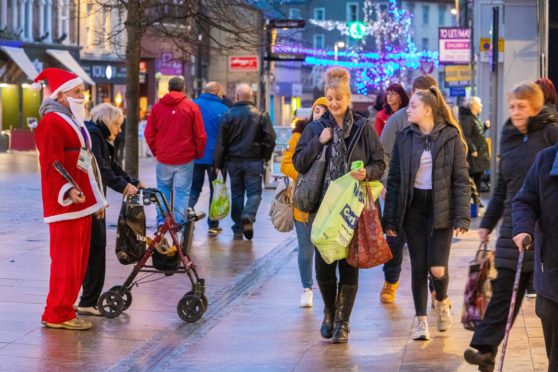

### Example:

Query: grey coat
xmin=383 ymin=122 xmax=471 ymax=232
xmin=380 ymin=107 xmax=409 ymax=183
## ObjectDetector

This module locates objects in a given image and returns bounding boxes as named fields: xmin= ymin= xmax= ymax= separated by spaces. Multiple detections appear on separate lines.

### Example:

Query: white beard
xmin=67 ymin=97 xmax=86 ymax=125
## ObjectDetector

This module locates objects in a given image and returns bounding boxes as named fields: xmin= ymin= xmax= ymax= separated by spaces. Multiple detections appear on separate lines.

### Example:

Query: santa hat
xmin=32 ymin=68 xmax=83 ymax=99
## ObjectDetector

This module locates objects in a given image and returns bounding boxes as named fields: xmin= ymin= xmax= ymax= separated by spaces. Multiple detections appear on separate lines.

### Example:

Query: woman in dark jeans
xmin=293 ymin=67 xmax=385 ymax=344
xmin=77 ymin=103 xmax=146 ymax=316
xmin=383 ymin=86 xmax=471 ymax=341
xmin=464 ymin=82 xmax=558 ymax=371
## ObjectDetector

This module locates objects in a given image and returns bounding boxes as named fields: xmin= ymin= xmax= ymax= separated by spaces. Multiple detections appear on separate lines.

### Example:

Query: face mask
xmin=67 ymin=97 xmax=86 ymax=125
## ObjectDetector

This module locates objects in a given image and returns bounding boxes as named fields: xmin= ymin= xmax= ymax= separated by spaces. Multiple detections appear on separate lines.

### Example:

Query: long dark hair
xmin=384 ymin=83 xmax=410 ymax=115
xmin=292 ymin=117 xmax=309 ymax=134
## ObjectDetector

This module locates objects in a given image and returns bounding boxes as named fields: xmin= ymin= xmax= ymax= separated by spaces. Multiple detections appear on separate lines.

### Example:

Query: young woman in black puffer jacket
xmin=383 ymin=86 xmax=471 ymax=341
xmin=465 ymin=82 xmax=558 ymax=371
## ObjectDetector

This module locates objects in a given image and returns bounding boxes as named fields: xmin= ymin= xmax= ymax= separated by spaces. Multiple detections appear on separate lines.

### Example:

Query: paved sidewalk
xmin=0 ymin=152 xmax=549 ymax=371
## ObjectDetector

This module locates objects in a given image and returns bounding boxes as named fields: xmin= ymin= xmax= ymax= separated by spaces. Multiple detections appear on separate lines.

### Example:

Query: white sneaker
xmin=77 ymin=306 xmax=103 ymax=316
xmin=299 ymin=288 xmax=313 ymax=308
xmin=435 ymin=297 xmax=452 ymax=332
xmin=414 ymin=318 xmax=430 ymax=340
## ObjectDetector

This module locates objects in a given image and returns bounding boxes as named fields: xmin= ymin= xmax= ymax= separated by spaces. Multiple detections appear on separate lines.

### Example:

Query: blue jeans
xmin=382 ymin=231 xmax=406 ymax=284
xmin=156 ymin=161 xmax=194 ymax=226
xmin=294 ymin=220 xmax=314 ymax=289
xmin=227 ymin=160 xmax=263 ymax=234
xmin=188 ymin=163 xmax=218 ymax=228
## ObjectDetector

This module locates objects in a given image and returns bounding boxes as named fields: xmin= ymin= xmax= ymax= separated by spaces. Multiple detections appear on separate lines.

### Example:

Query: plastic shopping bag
xmin=115 ymin=200 xmax=147 ymax=265
xmin=209 ymin=173 xmax=230 ymax=221
xmin=311 ymin=161 xmax=383 ymax=264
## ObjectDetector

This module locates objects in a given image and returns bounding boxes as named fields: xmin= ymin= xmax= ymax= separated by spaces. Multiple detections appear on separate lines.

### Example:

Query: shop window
xmin=314 ymin=8 xmax=325 ymax=21
xmin=313 ymin=34 xmax=324 ymax=49
xmin=422 ymin=5 xmax=430 ymax=25
xmin=347 ymin=3 xmax=358 ymax=22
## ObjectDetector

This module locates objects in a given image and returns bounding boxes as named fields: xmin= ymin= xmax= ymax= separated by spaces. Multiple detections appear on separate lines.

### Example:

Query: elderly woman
xmin=77 ymin=103 xmax=145 ymax=316
xmin=459 ymin=97 xmax=490 ymax=195
xmin=293 ymin=67 xmax=385 ymax=343
xmin=464 ymin=82 xmax=558 ymax=371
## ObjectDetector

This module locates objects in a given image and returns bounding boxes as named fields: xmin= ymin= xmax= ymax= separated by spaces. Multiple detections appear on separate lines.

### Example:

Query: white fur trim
xmin=31 ymin=82 xmax=43 ymax=91
xmin=58 ymin=183 xmax=74 ymax=207
xmin=55 ymin=112 xmax=85 ymax=147
xmin=49 ymin=76 xmax=84 ymax=99
xmin=44 ymin=201 xmax=106 ymax=223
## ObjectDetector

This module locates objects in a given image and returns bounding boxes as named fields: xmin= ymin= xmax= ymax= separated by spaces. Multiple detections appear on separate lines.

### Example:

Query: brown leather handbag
xmin=347 ymin=183 xmax=392 ymax=269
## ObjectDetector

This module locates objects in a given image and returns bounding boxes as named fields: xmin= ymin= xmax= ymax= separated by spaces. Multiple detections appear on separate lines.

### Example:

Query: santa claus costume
xmin=33 ymin=68 xmax=107 ymax=327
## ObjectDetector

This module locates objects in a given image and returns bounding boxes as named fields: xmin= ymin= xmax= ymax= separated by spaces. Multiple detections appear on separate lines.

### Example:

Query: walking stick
xmin=498 ymin=235 xmax=532 ymax=372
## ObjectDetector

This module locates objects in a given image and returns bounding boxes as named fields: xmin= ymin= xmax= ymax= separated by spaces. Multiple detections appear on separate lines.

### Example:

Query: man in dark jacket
xmin=189 ymin=82 xmax=229 ymax=236
xmin=214 ymin=84 xmax=276 ymax=240
xmin=145 ymin=76 xmax=207 ymax=226
xmin=512 ymin=144 xmax=558 ymax=370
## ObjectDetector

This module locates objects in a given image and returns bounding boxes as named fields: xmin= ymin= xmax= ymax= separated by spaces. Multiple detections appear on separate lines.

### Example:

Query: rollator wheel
xmin=177 ymin=294 xmax=205 ymax=323
xmin=98 ymin=291 xmax=125 ymax=318
xmin=184 ymin=291 xmax=208 ymax=309
xmin=109 ymin=286 xmax=133 ymax=311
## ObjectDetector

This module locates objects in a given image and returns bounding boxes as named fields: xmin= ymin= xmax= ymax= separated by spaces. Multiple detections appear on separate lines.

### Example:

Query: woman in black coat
xmin=77 ymin=103 xmax=145 ymax=316
xmin=293 ymin=67 xmax=385 ymax=344
xmin=465 ymin=82 xmax=558 ymax=371
xmin=383 ymin=86 xmax=470 ymax=341
xmin=459 ymin=97 xmax=490 ymax=193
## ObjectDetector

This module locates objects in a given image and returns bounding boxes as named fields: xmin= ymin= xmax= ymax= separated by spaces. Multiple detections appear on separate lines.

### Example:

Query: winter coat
xmin=214 ymin=101 xmax=276 ymax=169
xmin=513 ymin=144 xmax=558 ymax=303
xmin=380 ymin=107 xmax=410 ymax=183
xmin=383 ymin=122 xmax=471 ymax=232
xmin=280 ymin=132 xmax=309 ymax=223
xmin=145 ymin=91 xmax=207 ymax=165
xmin=480 ymin=108 xmax=558 ymax=272
xmin=35 ymin=99 xmax=107 ymax=223
xmin=193 ymin=93 xmax=229 ymax=165
xmin=85 ymin=120 xmax=139 ymax=195
xmin=374 ymin=108 xmax=391 ymax=137
xmin=459 ymin=107 xmax=490 ymax=174
xmin=293 ymin=110 xmax=385 ymax=204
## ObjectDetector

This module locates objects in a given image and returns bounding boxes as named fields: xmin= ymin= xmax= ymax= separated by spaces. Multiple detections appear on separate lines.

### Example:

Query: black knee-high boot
xmin=318 ymin=280 xmax=337 ymax=339
xmin=332 ymin=284 xmax=358 ymax=343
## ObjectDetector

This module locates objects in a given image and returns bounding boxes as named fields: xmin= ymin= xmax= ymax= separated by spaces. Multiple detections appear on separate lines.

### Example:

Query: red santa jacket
xmin=35 ymin=112 xmax=107 ymax=223
xmin=144 ymin=91 xmax=207 ymax=165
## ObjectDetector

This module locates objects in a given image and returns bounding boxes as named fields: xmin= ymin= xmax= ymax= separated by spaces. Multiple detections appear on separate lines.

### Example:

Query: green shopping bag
xmin=209 ymin=173 xmax=230 ymax=220
xmin=311 ymin=161 xmax=384 ymax=264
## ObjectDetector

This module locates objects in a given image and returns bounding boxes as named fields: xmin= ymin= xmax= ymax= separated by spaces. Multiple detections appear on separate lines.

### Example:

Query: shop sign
xmin=82 ymin=62 xmax=127 ymax=83
xmin=438 ymin=27 xmax=471 ymax=65
xmin=449 ymin=87 xmax=467 ymax=97
xmin=444 ymin=65 xmax=471 ymax=84
xmin=480 ymin=37 xmax=504 ymax=63
xmin=229 ymin=56 xmax=259 ymax=72
xmin=157 ymin=52 xmax=182 ymax=76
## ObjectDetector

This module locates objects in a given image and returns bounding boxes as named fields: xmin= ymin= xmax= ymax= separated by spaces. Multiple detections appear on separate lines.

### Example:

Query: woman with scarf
xmin=383 ymin=86 xmax=471 ymax=341
xmin=293 ymin=67 xmax=385 ymax=343
xmin=464 ymin=82 xmax=558 ymax=371
xmin=77 ymin=103 xmax=145 ymax=316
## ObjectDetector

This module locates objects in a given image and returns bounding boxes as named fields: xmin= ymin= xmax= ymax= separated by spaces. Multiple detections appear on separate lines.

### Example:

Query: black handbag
xmin=115 ymin=201 xmax=147 ymax=264
xmin=292 ymin=144 xmax=327 ymax=213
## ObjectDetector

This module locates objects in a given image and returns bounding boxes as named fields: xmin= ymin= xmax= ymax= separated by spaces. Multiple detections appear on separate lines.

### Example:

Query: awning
xmin=46 ymin=49 xmax=95 ymax=86
xmin=0 ymin=46 xmax=39 ymax=81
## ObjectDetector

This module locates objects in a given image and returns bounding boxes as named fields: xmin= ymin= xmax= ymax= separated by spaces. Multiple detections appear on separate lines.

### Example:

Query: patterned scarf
xmin=323 ymin=110 xmax=354 ymax=193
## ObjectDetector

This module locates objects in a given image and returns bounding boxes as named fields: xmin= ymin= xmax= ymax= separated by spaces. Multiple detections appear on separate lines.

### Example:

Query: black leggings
xmin=404 ymin=189 xmax=453 ymax=316
xmin=309 ymin=214 xmax=359 ymax=286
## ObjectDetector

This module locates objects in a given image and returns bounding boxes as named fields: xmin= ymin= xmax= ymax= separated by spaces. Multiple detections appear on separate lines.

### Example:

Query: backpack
xmin=461 ymin=242 xmax=497 ymax=331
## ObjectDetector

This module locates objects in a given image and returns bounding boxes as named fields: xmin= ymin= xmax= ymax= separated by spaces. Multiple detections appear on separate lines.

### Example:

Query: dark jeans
xmin=227 ymin=160 xmax=263 ymax=234
xmin=382 ymin=231 xmax=406 ymax=284
xmin=536 ymin=295 xmax=558 ymax=371
xmin=470 ymin=268 xmax=531 ymax=355
xmin=79 ymin=217 xmax=106 ymax=307
xmin=188 ymin=163 xmax=218 ymax=228
xmin=403 ymin=188 xmax=453 ymax=316
xmin=471 ymin=172 xmax=483 ymax=194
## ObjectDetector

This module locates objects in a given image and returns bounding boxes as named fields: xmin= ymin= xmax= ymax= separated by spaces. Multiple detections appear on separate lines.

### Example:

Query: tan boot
xmin=380 ymin=281 xmax=399 ymax=304
xmin=435 ymin=297 xmax=452 ymax=332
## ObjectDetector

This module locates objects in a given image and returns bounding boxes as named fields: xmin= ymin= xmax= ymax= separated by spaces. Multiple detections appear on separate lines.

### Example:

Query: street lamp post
xmin=334 ymin=41 xmax=345 ymax=62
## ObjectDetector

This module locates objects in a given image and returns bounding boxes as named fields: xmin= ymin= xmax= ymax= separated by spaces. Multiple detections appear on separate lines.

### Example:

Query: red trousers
xmin=42 ymin=216 xmax=92 ymax=324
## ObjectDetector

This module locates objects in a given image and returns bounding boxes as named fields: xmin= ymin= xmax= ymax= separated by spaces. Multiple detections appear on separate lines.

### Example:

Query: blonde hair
xmin=414 ymin=86 xmax=468 ymax=152
xmin=324 ymin=67 xmax=351 ymax=96
xmin=90 ymin=103 xmax=124 ymax=127
xmin=509 ymin=82 xmax=545 ymax=112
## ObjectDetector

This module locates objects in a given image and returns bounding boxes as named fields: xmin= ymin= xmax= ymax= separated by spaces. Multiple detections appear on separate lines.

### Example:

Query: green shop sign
xmin=348 ymin=21 xmax=366 ymax=40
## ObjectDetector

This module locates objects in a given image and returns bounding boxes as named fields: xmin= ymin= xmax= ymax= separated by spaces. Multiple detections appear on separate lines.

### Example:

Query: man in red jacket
xmin=145 ymin=76 xmax=207 ymax=226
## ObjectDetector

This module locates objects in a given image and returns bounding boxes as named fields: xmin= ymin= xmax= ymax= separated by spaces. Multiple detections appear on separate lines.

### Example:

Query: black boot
xmin=332 ymin=284 xmax=358 ymax=344
xmin=317 ymin=280 xmax=337 ymax=339
xmin=464 ymin=348 xmax=495 ymax=372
